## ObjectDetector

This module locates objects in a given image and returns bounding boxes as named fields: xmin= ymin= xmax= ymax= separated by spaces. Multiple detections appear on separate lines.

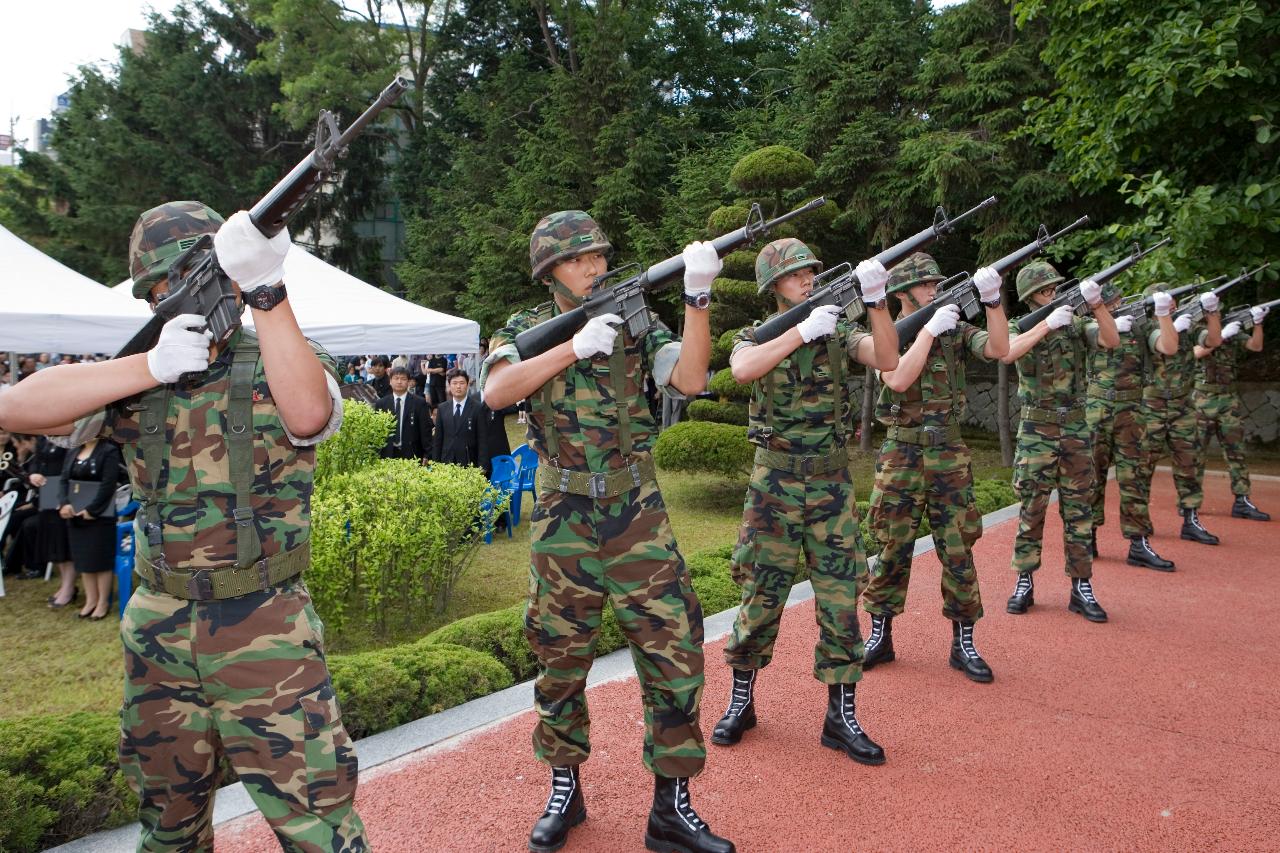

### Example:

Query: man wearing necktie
xmin=374 ymin=367 xmax=433 ymax=461
xmin=432 ymin=368 xmax=480 ymax=466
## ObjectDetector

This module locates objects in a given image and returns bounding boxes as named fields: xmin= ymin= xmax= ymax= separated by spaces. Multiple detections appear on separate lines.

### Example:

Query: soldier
xmin=860 ymin=253 xmax=1008 ymax=683
xmin=1086 ymin=286 xmax=1180 ymax=570
xmin=1188 ymin=304 xmax=1270 ymax=520
xmin=1137 ymin=284 xmax=1224 ymax=545
xmin=710 ymin=238 xmax=895 ymax=765
xmin=0 ymin=202 xmax=364 ymax=851
xmin=1003 ymin=262 xmax=1118 ymax=622
xmin=480 ymin=212 xmax=734 ymax=853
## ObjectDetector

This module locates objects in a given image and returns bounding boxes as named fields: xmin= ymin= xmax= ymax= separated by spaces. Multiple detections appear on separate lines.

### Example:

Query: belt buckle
xmin=923 ymin=426 xmax=943 ymax=446
xmin=588 ymin=472 xmax=608 ymax=499
xmin=559 ymin=468 xmax=572 ymax=492
xmin=628 ymin=461 xmax=643 ymax=489
xmin=799 ymin=455 xmax=816 ymax=475
xmin=186 ymin=569 xmax=214 ymax=600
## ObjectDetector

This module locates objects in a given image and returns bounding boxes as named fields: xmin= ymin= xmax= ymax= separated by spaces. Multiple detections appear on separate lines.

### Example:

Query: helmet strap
xmin=775 ymin=286 xmax=803 ymax=310
xmin=547 ymin=275 xmax=585 ymax=308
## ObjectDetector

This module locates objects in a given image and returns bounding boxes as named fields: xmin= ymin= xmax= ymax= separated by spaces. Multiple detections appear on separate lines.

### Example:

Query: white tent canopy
xmin=0 ymin=223 xmax=149 ymax=352
xmin=114 ymin=244 xmax=479 ymax=355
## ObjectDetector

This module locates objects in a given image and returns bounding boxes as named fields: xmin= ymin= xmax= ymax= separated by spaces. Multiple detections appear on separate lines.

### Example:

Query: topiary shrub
xmin=426 ymin=604 xmax=537 ymax=682
xmin=709 ymin=328 xmax=739 ymax=371
xmin=693 ymin=572 xmax=743 ymax=616
xmin=730 ymin=145 xmax=816 ymax=195
xmin=654 ymin=421 xmax=754 ymax=478
xmin=719 ymin=249 xmax=757 ymax=281
xmin=974 ymin=478 xmax=1017 ymax=514
xmin=327 ymin=655 xmax=418 ymax=740
xmin=315 ymin=400 xmax=394 ymax=486
xmin=706 ymin=203 xmax=753 ymax=234
xmin=686 ymin=400 xmax=748 ymax=426
xmin=707 ymin=367 xmax=753 ymax=401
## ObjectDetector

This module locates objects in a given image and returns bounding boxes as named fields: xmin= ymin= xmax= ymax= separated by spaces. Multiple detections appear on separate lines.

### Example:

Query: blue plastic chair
xmin=510 ymin=444 xmax=538 ymax=527
xmin=114 ymin=500 xmax=140 ymax=617
xmin=482 ymin=455 xmax=517 ymax=543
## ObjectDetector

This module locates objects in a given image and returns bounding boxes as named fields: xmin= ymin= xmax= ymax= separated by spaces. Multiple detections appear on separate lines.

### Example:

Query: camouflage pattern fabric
xmin=885 ymin=251 xmax=946 ymax=296
xmin=1015 ymin=260 xmax=1065 ymax=303
xmin=120 ymin=581 xmax=364 ymax=852
xmin=1085 ymin=324 xmax=1151 ymax=537
xmin=528 ymin=210 xmax=612 ymax=280
xmin=1140 ymin=326 xmax=1202 ymax=510
xmin=129 ymin=201 xmax=225 ymax=298
xmin=1192 ymin=337 xmax=1252 ymax=499
xmin=754 ymin=237 xmax=822 ymax=294
xmin=484 ymin=302 xmax=704 ymax=778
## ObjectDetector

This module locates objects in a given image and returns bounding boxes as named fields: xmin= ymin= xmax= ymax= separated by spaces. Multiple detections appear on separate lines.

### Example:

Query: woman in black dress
xmin=58 ymin=438 xmax=123 ymax=619
xmin=28 ymin=437 xmax=74 ymax=607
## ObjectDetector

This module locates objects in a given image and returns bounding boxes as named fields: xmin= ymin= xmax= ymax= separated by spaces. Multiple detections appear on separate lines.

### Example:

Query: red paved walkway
xmin=217 ymin=473 xmax=1280 ymax=851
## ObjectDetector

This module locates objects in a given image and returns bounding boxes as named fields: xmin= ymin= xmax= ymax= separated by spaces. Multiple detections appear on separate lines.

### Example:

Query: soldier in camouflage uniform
xmin=1003 ymin=261 xmax=1118 ymax=623
xmin=860 ymin=253 xmax=1008 ymax=683
xmin=1188 ymin=305 xmax=1271 ymax=520
xmin=0 ymin=201 xmax=364 ymax=852
xmin=480 ymin=212 xmax=734 ymax=853
xmin=710 ymin=237 xmax=896 ymax=765
xmin=1086 ymin=285 xmax=1180 ymax=570
xmin=1135 ymin=283 xmax=1224 ymax=546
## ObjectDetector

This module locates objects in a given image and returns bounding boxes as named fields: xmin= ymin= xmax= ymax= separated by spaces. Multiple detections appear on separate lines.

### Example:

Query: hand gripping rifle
xmin=1112 ymin=275 xmax=1221 ymax=333
xmin=114 ymin=76 xmax=411 ymax=360
xmin=894 ymin=216 xmax=1089 ymax=350
xmin=1224 ymin=294 xmax=1280 ymax=332
xmin=513 ymin=197 xmax=828 ymax=360
xmin=1015 ymin=237 xmax=1171 ymax=333
xmin=1174 ymin=262 xmax=1272 ymax=325
xmin=749 ymin=196 xmax=998 ymax=346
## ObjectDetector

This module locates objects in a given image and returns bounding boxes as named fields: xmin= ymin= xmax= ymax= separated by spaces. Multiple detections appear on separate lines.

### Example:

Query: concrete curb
xmin=48 ymin=500 xmax=1025 ymax=853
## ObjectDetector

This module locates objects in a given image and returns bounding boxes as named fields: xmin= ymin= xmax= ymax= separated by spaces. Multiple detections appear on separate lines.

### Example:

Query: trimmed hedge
xmin=653 ymin=420 xmax=754 ymax=478
xmin=707 ymin=367 xmax=752 ymax=401
xmin=686 ymin=399 xmax=748 ymax=426
xmin=730 ymin=145 xmax=816 ymax=194
xmin=709 ymin=328 xmax=739 ymax=371
xmin=425 ymin=603 xmax=537 ymax=682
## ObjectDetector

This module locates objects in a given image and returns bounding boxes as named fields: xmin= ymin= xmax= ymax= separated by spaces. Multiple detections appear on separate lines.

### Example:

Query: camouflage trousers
xmin=1139 ymin=394 xmax=1202 ymax=510
xmin=525 ymin=481 xmax=705 ymax=778
xmin=863 ymin=439 xmax=983 ymax=622
xmin=724 ymin=463 xmax=867 ymax=684
xmin=1087 ymin=397 xmax=1151 ymax=537
xmin=1011 ymin=420 xmax=1094 ymax=579
xmin=119 ymin=580 xmax=365 ymax=853
xmin=1192 ymin=389 xmax=1251 ymax=502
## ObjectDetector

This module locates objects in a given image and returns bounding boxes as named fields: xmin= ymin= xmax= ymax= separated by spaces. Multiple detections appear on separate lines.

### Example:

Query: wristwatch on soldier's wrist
xmin=245 ymin=283 xmax=288 ymax=312
xmin=682 ymin=291 xmax=711 ymax=310
xmin=982 ymin=297 xmax=1002 ymax=309
xmin=867 ymin=297 xmax=887 ymax=311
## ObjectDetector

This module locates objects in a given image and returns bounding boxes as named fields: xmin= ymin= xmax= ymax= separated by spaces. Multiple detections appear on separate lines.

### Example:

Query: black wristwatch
xmin=682 ymin=291 xmax=711 ymax=310
xmin=245 ymin=283 xmax=288 ymax=312
xmin=982 ymin=297 xmax=1002 ymax=309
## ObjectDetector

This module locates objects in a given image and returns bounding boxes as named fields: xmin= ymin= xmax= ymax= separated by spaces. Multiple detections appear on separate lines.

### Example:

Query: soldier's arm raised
xmin=254 ymin=298 xmax=334 ymax=439
xmin=1246 ymin=321 xmax=1264 ymax=353
xmin=1154 ymin=314 xmax=1178 ymax=356
xmin=982 ymin=305 xmax=1010 ymax=360
xmin=853 ymin=304 xmax=899 ymax=372
xmin=730 ymin=329 xmax=805 ymax=384
xmin=880 ymin=330 xmax=931 ymax=392
xmin=482 ymin=344 xmax=579 ymax=411
xmin=0 ymin=356 xmax=157 ymax=434
xmin=1002 ymin=323 xmax=1050 ymax=364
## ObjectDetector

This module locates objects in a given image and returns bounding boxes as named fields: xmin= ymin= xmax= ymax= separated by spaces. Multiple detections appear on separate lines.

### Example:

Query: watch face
xmin=687 ymin=292 xmax=711 ymax=309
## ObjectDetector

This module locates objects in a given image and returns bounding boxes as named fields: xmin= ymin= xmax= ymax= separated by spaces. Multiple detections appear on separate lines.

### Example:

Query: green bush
xmin=654 ymin=420 xmax=754 ymax=478
xmin=719 ymin=249 xmax=757 ymax=281
xmin=706 ymin=203 xmax=753 ymax=234
xmin=686 ymin=399 xmax=748 ymax=426
xmin=974 ymin=478 xmax=1017 ymax=514
xmin=426 ymin=604 xmax=537 ymax=682
xmin=309 ymin=459 xmax=508 ymax=640
xmin=315 ymin=400 xmax=394 ymax=485
xmin=730 ymin=145 xmax=815 ymax=195
xmin=709 ymin=328 xmax=739 ymax=371
xmin=707 ymin=367 xmax=753 ymax=401
xmin=0 ymin=712 xmax=135 ymax=853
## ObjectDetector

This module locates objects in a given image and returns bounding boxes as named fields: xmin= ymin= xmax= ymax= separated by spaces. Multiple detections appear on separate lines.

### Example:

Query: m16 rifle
xmin=1174 ymin=263 xmax=1272 ymax=326
xmin=750 ymin=196 xmax=998 ymax=346
xmin=114 ymin=76 xmax=411 ymax=360
xmin=1112 ymin=276 xmax=1218 ymax=333
xmin=894 ymin=216 xmax=1089 ymax=350
xmin=514 ymin=197 xmax=827 ymax=360
xmin=1015 ymin=237 xmax=1171 ymax=333
xmin=1223 ymin=295 xmax=1280 ymax=333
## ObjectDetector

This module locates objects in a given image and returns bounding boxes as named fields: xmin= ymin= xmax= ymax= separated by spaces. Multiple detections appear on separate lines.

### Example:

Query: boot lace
xmin=1073 ymin=578 xmax=1098 ymax=605
xmin=865 ymin=614 xmax=888 ymax=652
xmin=837 ymin=684 xmax=865 ymax=735
xmin=670 ymin=778 xmax=707 ymax=833
xmin=545 ymin=767 xmax=577 ymax=816
xmin=1013 ymin=574 xmax=1033 ymax=597
xmin=724 ymin=670 xmax=755 ymax=717
xmin=1185 ymin=509 xmax=1207 ymax=532
xmin=958 ymin=623 xmax=981 ymax=661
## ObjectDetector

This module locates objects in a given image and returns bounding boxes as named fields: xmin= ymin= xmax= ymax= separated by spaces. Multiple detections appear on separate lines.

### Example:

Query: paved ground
xmin=196 ymin=473 xmax=1279 ymax=851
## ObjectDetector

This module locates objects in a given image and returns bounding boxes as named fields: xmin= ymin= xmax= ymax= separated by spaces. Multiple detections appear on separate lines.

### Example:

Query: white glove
xmin=1114 ymin=315 xmax=1134 ymax=333
xmin=1046 ymin=304 xmax=1075 ymax=330
xmin=213 ymin=210 xmax=291 ymax=293
xmin=924 ymin=304 xmax=961 ymax=337
xmin=1199 ymin=292 xmax=1220 ymax=314
xmin=1079 ymin=278 xmax=1103 ymax=307
xmin=1221 ymin=321 xmax=1241 ymax=340
xmin=1251 ymin=305 xmax=1269 ymax=325
xmin=1152 ymin=291 xmax=1174 ymax=317
xmin=856 ymin=258 xmax=889 ymax=304
xmin=572 ymin=313 xmax=622 ymax=359
xmin=1173 ymin=314 xmax=1192 ymax=333
xmin=973 ymin=266 xmax=1001 ymax=304
xmin=797 ymin=304 xmax=841 ymax=343
xmin=682 ymin=241 xmax=721 ymax=295
xmin=147 ymin=313 xmax=214 ymax=384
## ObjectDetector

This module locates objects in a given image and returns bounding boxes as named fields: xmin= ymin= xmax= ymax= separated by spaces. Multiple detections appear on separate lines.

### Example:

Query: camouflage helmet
xmin=1015 ymin=260 xmax=1065 ymax=303
xmin=887 ymin=252 xmax=945 ymax=295
xmin=1142 ymin=281 xmax=1171 ymax=297
xmin=529 ymin=210 xmax=612 ymax=281
xmin=755 ymin=237 xmax=822 ymax=295
xmin=129 ymin=201 xmax=225 ymax=299
xmin=1100 ymin=282 xmax=1121 ymax=305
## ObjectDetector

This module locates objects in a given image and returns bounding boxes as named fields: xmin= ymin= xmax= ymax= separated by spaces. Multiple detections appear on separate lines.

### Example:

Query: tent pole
xmin=7 ymin=352 xmax=16 ymax=385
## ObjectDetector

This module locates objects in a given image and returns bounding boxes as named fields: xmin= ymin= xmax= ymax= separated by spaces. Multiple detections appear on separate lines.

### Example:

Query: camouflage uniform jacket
xmin=1145 ymin=326 xmax=1197 ymax=398
xmin=876 ymin=321 xmax=989 ymax=428
xmin=1085 ymin=322 xmax=1147 ymax=395
xmin=734 ymin=317 xmax=869 ymax=454
xmin=80 ymin=330 xmax=341 ymax=570
xmin=1009 ymin=315 xmax=1093 ymax=408
xmin=1195 ymin=332 xmax=1243 ymax=390
xmin=481 ymin=302 xmax=682 ymax=470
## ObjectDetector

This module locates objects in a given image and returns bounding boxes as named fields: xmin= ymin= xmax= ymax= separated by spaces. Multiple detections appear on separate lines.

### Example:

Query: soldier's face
xmin=909 ymin=282 xmax=938 ymax=307
xmin=1029 ymin=285 xmax=1056 ymax=307
xmin=550 ymin=251 xmax=608 ymax=298
xmin=775 ymin=267 xmax=816 ymax=305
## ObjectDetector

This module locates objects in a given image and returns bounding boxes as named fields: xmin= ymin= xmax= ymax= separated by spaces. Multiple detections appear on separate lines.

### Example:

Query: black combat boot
xmin=1232 ymin=495 xmax=1271 ymax=521
xmin=1006 ymin=573 xmax=1034 ymax=614
xmin=862 ymin=613 xmax=895 ymax=670
xmin=644 ymin=776 xmax=735 ymax=853
xmin=528 ymin=765 xmax=585 ymax=853
xmin=1068 ymin=578 xmax=1108 ymax=623
xmin=710 ymin=669 xmax=756 ymax=746
xmin=949 ymin=621 xmax=993 ymax=683
xmin=820 ymin=683 xmax=886 ymax=766
xmin=1127 ymin=536 xmax=1175 ymax=571
xmin=1180 ymin=508 xmax=1220 ymax=545
xmin=1090 ymin=528 xmax=1099 ymax=558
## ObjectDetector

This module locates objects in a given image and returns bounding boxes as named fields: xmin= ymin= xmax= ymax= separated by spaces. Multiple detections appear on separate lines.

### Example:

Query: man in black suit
xmin=432 ymin=368 xmax=481 ymax=466
xmin=375 ymin=367 xmax=433 ymax=461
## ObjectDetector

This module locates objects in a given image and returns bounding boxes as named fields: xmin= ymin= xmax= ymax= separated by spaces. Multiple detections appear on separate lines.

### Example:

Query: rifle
xmin=114 ymin=76 xmax=411 ymax=360
xmin=513 ymin=197 xmax=828 ymax=360
xmin=1015 ymin=237 xmax=1171 ymax=333
xmin=1112 ymin=276 xmax=1220 ymax=333
xmin=1174 ymin=263 xmax=1271 ymax=325
xmin=751 ymin=196 xmax=998 ymax=346
xmin=894 ymin=216 xmax=1089 ymax=350
xmin=1224 ymin=295 xmax=1280 ymax=332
